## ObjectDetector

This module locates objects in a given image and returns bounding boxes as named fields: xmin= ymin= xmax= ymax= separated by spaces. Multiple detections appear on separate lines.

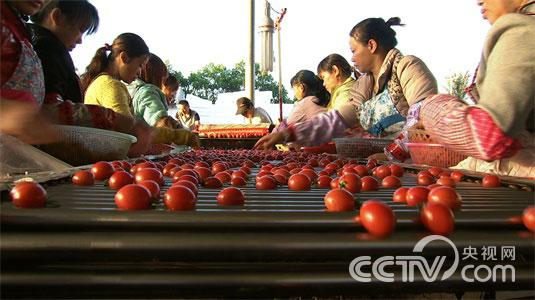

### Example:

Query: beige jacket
xmin=336 ymin=49 xmax=437 ymax=127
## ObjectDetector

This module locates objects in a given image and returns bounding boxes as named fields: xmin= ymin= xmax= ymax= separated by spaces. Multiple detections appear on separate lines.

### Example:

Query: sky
xmin=71 ymin=0 xmax=490 ymax=99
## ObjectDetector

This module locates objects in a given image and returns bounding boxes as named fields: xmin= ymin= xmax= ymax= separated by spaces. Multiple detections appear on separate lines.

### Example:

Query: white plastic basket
xmin=39 ymin=125 xmax=137 ymax=166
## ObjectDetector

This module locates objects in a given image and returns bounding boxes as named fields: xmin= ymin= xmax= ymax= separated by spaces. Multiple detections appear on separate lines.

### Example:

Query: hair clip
xmin=104 ymin=43 xmax=112 ymax=51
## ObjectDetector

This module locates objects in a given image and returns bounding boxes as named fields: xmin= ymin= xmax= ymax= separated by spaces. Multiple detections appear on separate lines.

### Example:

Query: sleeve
xmin=104 ymin=80 xmax=134 ymax=118
xmin=397 ymin=56 xmax=438 ymax=106
xmin=288 ymin=110 xmax=349 ymax=146
xmin=420 ymin=94 xmax=522 ymax=161
xmin=475 ymin=15 xmax=535 ymax=136
xmin=134 ymin=86 xmax=168 ymax=126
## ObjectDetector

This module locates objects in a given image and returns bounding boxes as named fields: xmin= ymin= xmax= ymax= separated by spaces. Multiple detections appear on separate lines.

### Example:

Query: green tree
xmin=234 ymin=61 xmax=291 ymax=104
xmin=445 ymin=71 xmax=471 ymax=100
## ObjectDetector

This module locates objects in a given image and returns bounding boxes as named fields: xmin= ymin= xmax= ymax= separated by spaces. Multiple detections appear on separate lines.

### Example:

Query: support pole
xmin=245 ymin=0 xmax=255 ymax=104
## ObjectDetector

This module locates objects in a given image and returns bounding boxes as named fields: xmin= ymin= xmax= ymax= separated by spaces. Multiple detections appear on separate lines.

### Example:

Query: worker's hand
xmin=187 ymin=132 xmax=200 ymax=148
xmin=0 ymin=98 xmax=59 ymax=144
xmin=128 ymin=118 xmax=155 ymax=158
xmin=254 ymin=132 xmax=285 ymax=150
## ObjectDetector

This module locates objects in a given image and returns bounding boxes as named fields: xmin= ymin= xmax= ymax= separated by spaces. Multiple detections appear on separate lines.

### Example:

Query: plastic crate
xmin=406 ymin=142 xmax=468 ymax=168
xmin=39 ymin=125 xmax=137 ymax=166
xmin=333 ymin=137 xmax=392 ymax=158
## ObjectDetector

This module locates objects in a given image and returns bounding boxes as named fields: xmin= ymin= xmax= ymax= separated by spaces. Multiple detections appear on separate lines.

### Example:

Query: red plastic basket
xmin=333 ymin=138 xmax=392 ymax=159
xmin=406 ymin=143 xmax=468 ymax=168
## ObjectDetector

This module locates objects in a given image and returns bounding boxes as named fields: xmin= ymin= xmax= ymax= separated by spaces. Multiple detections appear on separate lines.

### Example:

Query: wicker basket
xmin=333 ymin=137 xmax=392 ymax=159
xmin=406 ymin=143 xmax=468 ymax=168
xmin=39 ymin=126 xmax=137 ymax=166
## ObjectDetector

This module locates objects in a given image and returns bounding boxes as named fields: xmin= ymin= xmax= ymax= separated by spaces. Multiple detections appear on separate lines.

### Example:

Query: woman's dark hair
xmin=349 ymin=17 xmax=404 ymax=51
xmin=290 ymin=70 xmax=330 ymax=107
xmin=317 ymin=53 xmax=353 ymax=80
xmin=80 ymin=32 xmax=149 ymax=91
xmin=164 ymin=73 xmax=179 ymax=90
xmin=31 ymin=0 xmax=99 ymax=35
xmin=140 ymin=53 xmax=167 ymax=88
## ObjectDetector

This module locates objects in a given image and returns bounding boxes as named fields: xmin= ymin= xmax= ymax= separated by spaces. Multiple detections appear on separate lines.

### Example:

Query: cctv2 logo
xmin=349 ymin=235 xmax=515 ymax=283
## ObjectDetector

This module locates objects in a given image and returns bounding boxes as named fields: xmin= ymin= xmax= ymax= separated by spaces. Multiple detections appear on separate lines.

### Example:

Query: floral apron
xmin=359 ymin=87 xmax=405 ymax=138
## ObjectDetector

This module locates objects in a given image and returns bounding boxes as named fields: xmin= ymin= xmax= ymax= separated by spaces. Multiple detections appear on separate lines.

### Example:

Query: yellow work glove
xmin=153 ymin=127 xmax=200 ymax=148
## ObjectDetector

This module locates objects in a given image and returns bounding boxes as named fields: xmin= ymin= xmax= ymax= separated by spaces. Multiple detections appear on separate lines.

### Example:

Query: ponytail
xmin=385 ymin=17 xmax=404 ymax=27
xmin=80 ymin=46 xmax=110 ymax=92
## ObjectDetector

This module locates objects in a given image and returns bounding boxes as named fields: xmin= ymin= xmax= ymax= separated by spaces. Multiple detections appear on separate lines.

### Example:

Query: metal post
xmin=245 ymin=0 xmax=255 ymax=104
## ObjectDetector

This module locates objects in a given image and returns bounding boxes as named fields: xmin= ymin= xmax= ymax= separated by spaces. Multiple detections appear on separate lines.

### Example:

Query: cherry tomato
xmin=273 ymin=174 xmax=287 ymax=185
xmin=138 ymin=180 xmax=161 ymax=200
xmin=108 ymin=171 xmax=134 ymax=190
xmin=317 ymin=175 xmax=332 ymax=188
xmin=359 ymin=200 xmax=396 ymax=237
xmin=522 ymin=206 xmax=535 ymax=232
xmin=164 ymin=185 xmax=196 ymax=210
xmin=135 ymin=168 xmax=164 ymax=186
xmin=72 ymin=170 xmax=94 ymax=186
xmin=436 ymin=177 xmax=456 ymax=188
xmin=203 ymin=177 xmax=223 ymax=188
xmin=195 ymin=161 xmax=209 ymax=168
xmin=114 ymin=184 xmax=151 ymax=210
xmin=417 ymin=175 xmax=435 ymax=186
xmin=324 ymin=188 xmax=356 ymax=212
xmin=338 ymin=173 xmax=362 ymax=193
xmin=173 ymin=169 xmax=199 ymax=182
xmin=417 ymin=170 xmax=433 ymax=178
xmin=211 ymin=162 xmax=227 ymax=175
xmin=240 ymin=166 xmax=251 ymax=175
xmin=91 ymin=161 xmax=115 ymax=181
xmin=194 ymin=167 xmax=212 ymax=183
xmin=10 ymin=181 xmax=47 ymax=208
xmin=181 ymin=163 xmax=195 ymax=170
xmin=300 ymin=169 xmax=318 ymax=181
xmin=374 ymin=165 xmax=391 ymax=179
xmin=232 ymin=170 xmax=248 ymax=181
xmin=353 ymin=165 xmax=369 ymax=177
xmin=450 ymin=171 xmax=465 ymax=182
xmin=482 ymin=175 xmax=501 ymax=188
xmin=256 ymin=176 xmax=278 ymax=190
xmin=361 ymin=176 xmax=379 ymax=191
xmin=406 ymin=187 xmax=430 ymax=207
xmin=162 ymin=163 xmax=178 ymax=177
xmin=427 ymin=184 xmax=442 ymax=190
xmin=427 ymin=186 xmax=462 ymax=211
xmin=217 ymin=187 xmax=245 ymax=206
xmin=392 ymin=187 xmax=409 ymax=203
xmin=274 ymin=169 xmax=290 ymax=179
xmin=381 ymin=176 xmax=402 ymax=189
xmin=389 ymin=165 xmax=404 ymax=177
xmin=173 ymin=180 xmax=198 ymax=196
xmin=421 ymin=203 xmax=455 ymax=235
xmin=231 ymin=177 xmax=247 ymax=187
xmin=288 ymin=173 xmax=312 ymax=191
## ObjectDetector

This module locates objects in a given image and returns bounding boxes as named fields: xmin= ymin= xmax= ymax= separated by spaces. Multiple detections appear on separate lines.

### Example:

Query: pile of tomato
xmin=7 ymin=149 xmax=535 ymax=237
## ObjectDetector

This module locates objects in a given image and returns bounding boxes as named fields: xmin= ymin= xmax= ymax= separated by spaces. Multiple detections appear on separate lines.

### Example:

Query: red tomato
xmin=406 ymin=187 xmax=430 ymax=207
xmin=436 ymin=177 xmax=456 ymax=188
xmin=168 ymin=167 xmax=182 ymax=178
xmin=330 ymin=177 xmax=341 ymax=190
xmin=482 ymin=175 xmax=501 ymax=188
xmin=114 ymin=184 xmax=151 ymax=210
xmin=522 ymin=206 xmax=535 ymax=232
xmin=325 ymin=163 xmax=339 ymax=170
xmin=392 ymin=187 xmax=409 ymax=203
xmin=164 ymin=185 xmax=196 ymax=210
xmin=288 ymin=173 xmax=312 ymax=191
xmin=214 ymin=172 xmax=232 ymax=184
xmin=359 ymin=200 xmax=396 ymax=237
xmin=274 ymin=169 xmax=291 ymax=179
xmin=240 ymin=166 xmax=251 ymax=175
xmin=381 ymin=176 xmax=402 ymax=189
xmin=91 ymin=161 xmax=115 ymax=181
xmin=135 ymin=161 xmax=157 ymax=171
xmin=450 ymin=171 xmax=465 ymax=182
xmin=317 ymin=175 xmax=332 ymax=188
xmin=361 ymin=176 xmax=379 ymax=191
xmin=324 ymin=188 xmax=356 ymax=212
xmin=138 ymin=180 xmax=161 ymax=200
xmin=173 ymin=169 xmax=199 ymax=182
xmin=339 ymin=173 xmax=362 ymax=193
xmin=427 ymin=184 xmax=442 ymax=190
xmin=256 ymin=176 xmax=278 ymax=190
xmin=181 ymin=163 xmax=195 ymax=170
xmin=135 ymin=168 xmax=164 ymax=186
xmin=438 ymin=171 xmax=451 ymax=178
xmin=374 ymin=165 xmax=391 ymax=179
xmin=289 ymin=168 xmax=302 ymax=175
xmin=417 ymin=175 xmax=435 ymax=186
xmin=428 ymin=167 xmax=443 ymax=178
xmin=389 ymin=165 xmax=404 ymax=177
xmin=10 ymin=181 xmax=47 ymax=208
xmin=217 ymin=187 xmax=245 ymax=206
xmin=162 ymin=163 xmax=178 ymax=177
xmin=211 ymin=162 xmax=227 ymax=175
xmin=308 ymin=159 xmax=319 ymax=167
xmin=173 ymin=180 xmax=199 ymax=196
xmin=108 ymin=171 xmax=134 ymax=190
xmin=195 ymin=161 xmax=209 ymax=168
xmin=353 ymin=165 xmax=369 ymax=177
xmin=203 ymin=177 xmax=223 ymax=188
xmin=232 ymin=170 xmax=248 ymax=181
xmin=342 ymin=168 xmax=358 ymax=176
xmin=417 ymin=170 xmax=433 ymax=178
xmin=273 ymin=174 xmax=288 ymax=185
xmin=231 ymin=177 xmax=247 ymax=187
xmin=194 ymin=167 xmax=212 ymax=183
xmin=421 ymin=203 xmax=455 ymax=235
xmin=427 ymin=186 xmax=462 ymax=211
xmin=300 ymin=169 xmax=318 ymax=181
xmin=72 ymin=170 xmax=94 ymax=186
